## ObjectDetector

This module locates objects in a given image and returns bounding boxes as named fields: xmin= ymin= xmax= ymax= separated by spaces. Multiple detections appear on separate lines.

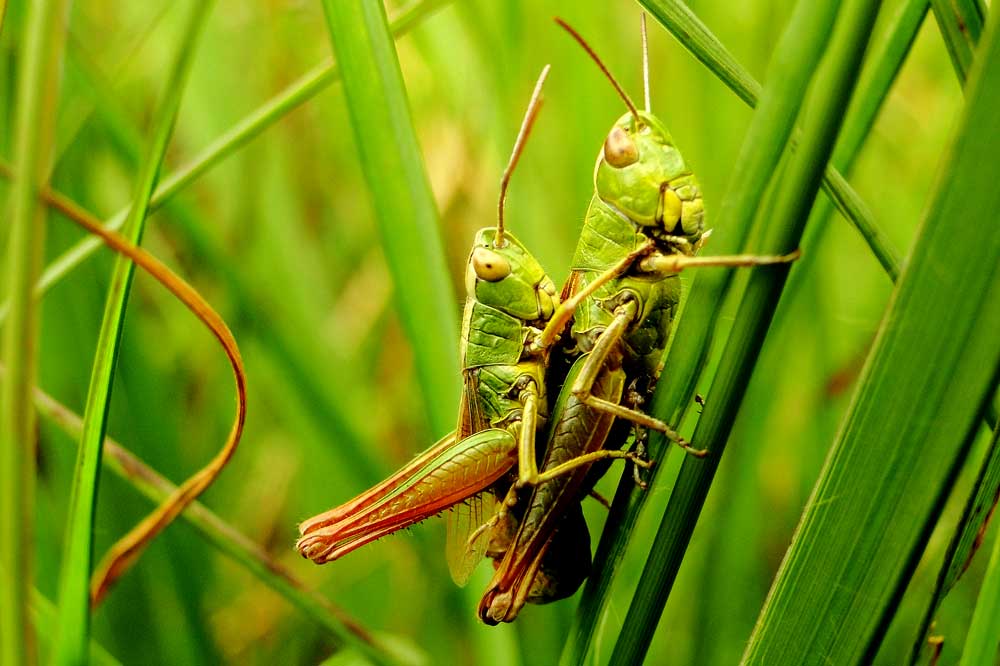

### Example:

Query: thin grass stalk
xmin=909 ymin=422 xmax=1000 ymax=662
xmin=31 ymin=591 xmax=121 ymax=666
xmin=1 ymin=155 xmax=400 ymax=659
xmin=610 ymin=0 xmax=883 ymax=662
xmin=52 ymin=2 xmax=213 ymax=662
xmin=744 ymin=5 xmax=1000 ymax=662
xmin=931 ymin=0 xmax=986 ymax=82
xmin=318 ymin=0 xmax=459 ymax=435
xmin=0 ymin=0 xmax=452 ymax=329
xmin=637 ymin=0 xmax=900 ymax=279
xmin=776 ymin=0 xmax=927 ymax=315
xmin=0 ymin=1 xmax=69 ymax=664
xmin=9 ymin=373 xmax=404 ymax=666
xmin=958 ymin=467 xmax=1000 ymax=666
xmin=563 ymin=0 xmax=844 ymax=660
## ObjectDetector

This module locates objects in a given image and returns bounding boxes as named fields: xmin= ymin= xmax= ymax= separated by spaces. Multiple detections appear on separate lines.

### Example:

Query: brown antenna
xmin=641 ymin=13 xmax=651 ymax=112
xmin=497 ymin=64 xmax=550 ymax=248
xmin=554 ymin=17 xmax=642 ymax=127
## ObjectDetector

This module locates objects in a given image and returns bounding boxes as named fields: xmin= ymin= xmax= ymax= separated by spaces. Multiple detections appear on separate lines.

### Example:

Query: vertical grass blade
xmin=910 ymin=423 xmax=1000 ymax=662
xmin=319 ymin=0 xmax=459 ymax=435
xmin=609 ymin=1 xmax=884 ymax=662
xmin=743 ymin=6 xmax=1000 ymax=663
xmin=52 ymin=2 xmax=213 ymax=662
xmin=0 ymin=1 xmax=69 ymax=664
xmin=563 ymin=1 xmax=842 ymax=660
xmin=31 ymin=591 xmax=121 ymax=666
xmin=931 ymin=0 xmax=985 ymax=83
xmin=958 ymin=496 xmax=1000 ymax=666
xmin=637 ymin=0 xmax=899 ymax=278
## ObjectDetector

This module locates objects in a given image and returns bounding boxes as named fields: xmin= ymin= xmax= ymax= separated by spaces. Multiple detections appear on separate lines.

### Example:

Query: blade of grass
xmin=0 ymin=0 xmax=452 ymax=329
xmin=11 ymin=178 xmax=386 ymax=657
xmin=31 ymin=591 xmax=121 ymax=666
xmin=55 ymin=29 xmax=385 ymax=483
xmin=910 ymin=421 xmax=1000 ymax=662
xmin=0 ymin=156 xmax=407 ymax=664
xmin=572 ymin=0 xmax=921 ymax=656
xmin=931 ymin=0 xmax=985 ymax=83
xmin=778 ymin=0 xmax=926 ymax=306
xmin=52 ymin=2 xmax=213 ymax=661
xmin=318 ymin=0 xmax=459 ymax=435
xmin=0 ymin=1 xmax=69 ymax=664
xmin=610 ymin=1 xmax=884 ymax=662
xmin=564 ymin=0 xmax=844 ymax=660
xmin=638 ymin=0 xmax=900 ymax=279
xmin=958 ymin=489 xmax=1000 ymax=666
xmin=743 ymin=6 xmax=1000 ymax=662
xmin=2 ymin=371 xmax=406 ymax=666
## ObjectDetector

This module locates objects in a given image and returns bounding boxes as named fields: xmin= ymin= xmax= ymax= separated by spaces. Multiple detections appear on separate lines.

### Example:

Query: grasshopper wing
xmin=446 ymin=373 xmax=505 ymax=585
xmin=446 ymin=489 xmax=498 ymax=586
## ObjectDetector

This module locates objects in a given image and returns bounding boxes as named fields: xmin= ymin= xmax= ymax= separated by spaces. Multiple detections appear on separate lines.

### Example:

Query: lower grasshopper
xmin=297 ymin=66 xmax=599 ymax=590
xmin=478 ymin=18 xmax=800 ymax=623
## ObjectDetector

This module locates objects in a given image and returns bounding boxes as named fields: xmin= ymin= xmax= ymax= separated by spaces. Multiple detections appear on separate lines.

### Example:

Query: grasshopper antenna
xmin=497 ymin=63 xmax=549 ymax=248
xmin=555 ymin=17 xmax=642 ymax=128
xmin=641 ymin=13 xmax=651 ymax=112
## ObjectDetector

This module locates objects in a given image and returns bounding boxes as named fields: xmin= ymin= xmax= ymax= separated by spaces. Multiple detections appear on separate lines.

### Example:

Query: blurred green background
xmin=0 ymin=0 xmax=991 ymax=664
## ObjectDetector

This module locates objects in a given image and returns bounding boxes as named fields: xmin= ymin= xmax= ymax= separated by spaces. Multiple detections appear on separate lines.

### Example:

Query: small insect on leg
xmin=631 ymin=427 xmax=650 ymax=489
xmin=569 ymin=299 xmax=708 ymax=458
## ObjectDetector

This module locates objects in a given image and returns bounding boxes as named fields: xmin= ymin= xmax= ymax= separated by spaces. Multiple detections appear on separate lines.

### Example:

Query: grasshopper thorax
xmin=594 ymin=111 xmax=705 ymax=255
xmin=466 ymin=228 xmax=557 ymax=323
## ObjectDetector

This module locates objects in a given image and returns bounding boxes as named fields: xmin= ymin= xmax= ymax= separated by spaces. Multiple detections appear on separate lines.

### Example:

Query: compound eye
xmin=603 ymin=126 xmax=639 ymax=168
xmin=472 ymin=247 xmax=511 ymax=282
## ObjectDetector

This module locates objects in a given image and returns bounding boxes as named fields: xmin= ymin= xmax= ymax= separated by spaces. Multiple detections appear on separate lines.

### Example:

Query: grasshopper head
xmin=595 ymin=111 xmax=705 ymax=253
xmin=466 ymin=229 xmax=558 ymax=323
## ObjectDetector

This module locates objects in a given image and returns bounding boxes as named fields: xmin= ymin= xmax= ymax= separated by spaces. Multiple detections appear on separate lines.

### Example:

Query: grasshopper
xmin=478 ymin=17 xmax=800 ymax=624
xmin=297 ymin=66 xmax=590 ymax=587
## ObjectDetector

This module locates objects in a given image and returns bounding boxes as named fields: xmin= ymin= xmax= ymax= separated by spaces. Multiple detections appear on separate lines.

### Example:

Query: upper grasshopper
xmin=297 ymin=66 xmax=589 ymax=593
xmin=478 ymin=17 xmax=799 ymax=624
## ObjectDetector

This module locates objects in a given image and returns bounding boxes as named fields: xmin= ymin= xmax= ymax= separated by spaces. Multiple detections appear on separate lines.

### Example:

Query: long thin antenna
xmin=497 ymin=64 xmax=550 ymax=248
xmin=641 ymin=13 xmax=651 ymax=112
xmin=554 ymin=17 xmax=641 ymax=128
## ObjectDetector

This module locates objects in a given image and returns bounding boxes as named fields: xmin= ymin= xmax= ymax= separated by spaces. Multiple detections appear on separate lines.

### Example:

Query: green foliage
xmin=0 ymin=0 xmax=997 ymax=664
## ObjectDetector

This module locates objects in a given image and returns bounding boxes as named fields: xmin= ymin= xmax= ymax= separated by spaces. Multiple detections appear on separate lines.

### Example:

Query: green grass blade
xmin=564 ymin=1 xmax=843 ymax=660
xmin=931 ymin=0 xmax=985 ymax=83
xmin=31 ymin=591 xmax=121 ymax=666
xmin=743 ymin=6 xmax=1000 ymax=662
xmin=0 ymin=0 xmax=451 ymax=329
xmin=609 ymin=1 xmax=883 ymax=662
xmin=638 ymin=0 xmax=900 ymax=279
xmin=791 ymin=0 xmax=926 ymax=286
xmin=0 ymin=1 xmax=69 ymax=664
xmin=910 ymin=424 xmax=1000 ymax=661
xmin=959 ymin=491 xmax=1000 ymax=666
xmin=318 ymin=0 xmax=459 ymax=435
xmin=13 ymin=376 xmax=405 ymax=666
xmin=52 ymin=2 xmax=212 ymax=662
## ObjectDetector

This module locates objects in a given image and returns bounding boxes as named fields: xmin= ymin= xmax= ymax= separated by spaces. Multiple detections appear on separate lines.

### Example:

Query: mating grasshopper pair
xmin=297 ymin=17 xmax=798 ymax=624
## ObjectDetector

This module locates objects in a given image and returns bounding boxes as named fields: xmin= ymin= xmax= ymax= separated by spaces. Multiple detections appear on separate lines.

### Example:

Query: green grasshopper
xmin=297 ymin=66 xmax=602 ymax=591
xmin=478 ymin=18 xmax=800 ymax=624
